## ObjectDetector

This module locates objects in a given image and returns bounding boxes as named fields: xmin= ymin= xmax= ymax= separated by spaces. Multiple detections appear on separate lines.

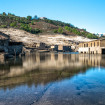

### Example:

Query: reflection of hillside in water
xmin=0 ymin=53 xmax=105 ymax=89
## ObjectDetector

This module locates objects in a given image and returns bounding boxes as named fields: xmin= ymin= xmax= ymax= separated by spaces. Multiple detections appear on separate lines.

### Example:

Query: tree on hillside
xmin=87 ymin=33 xmax=98 ymax=39
xmin=2 ymin=12 xmax=6 ymax=16
xmin=27 ymin=16 xmax=32 ymax=21
xmin=10 ymin=22 xmax=17 ymax=27
xmin=8 ymin=13 xmax=15 ymax=16
xmin=20 ymin=23 xmax=41 ymax=34
xmin=64 ymin=26 xmax=69 ymax=30
xmin=64 ymin=26 xmax=72 ymax=32
xmin=83 ymin=28 xmax=86 ymax=31
xmin=58 ymin=27 xmax=63 ymax=34
xmin=54 ymin=29 xmax=58 ymax=33
xmin=31 ymin=21 xmax=34 ymax=25
xmin=33 ymin=15 xmax=38 ymax=19
xmin=0 ymin=25 xmax=7 ymax=28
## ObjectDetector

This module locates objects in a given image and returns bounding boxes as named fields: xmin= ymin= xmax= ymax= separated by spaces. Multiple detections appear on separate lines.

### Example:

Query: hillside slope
xmin=0 ymin=28 xmax=93 ymax=48
xmin=0 ymin=12 xmax=98 ymax=39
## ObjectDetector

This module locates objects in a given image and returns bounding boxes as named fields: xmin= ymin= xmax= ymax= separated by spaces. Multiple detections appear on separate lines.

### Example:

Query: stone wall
xmin=79 ymin=39 xmax=105 ymax=54
xmin=8 ymin=45 xmax=23 ymax=55
xmin=58 ymin=45 xmax=63 ymax=51
xmin=0 ymin=39 xmax=9 ymax=53
xmin=79 ymin=47 xmax=102 ymax=54
xmin=51 ymin=45 xmax=71 ymax=52
xmin=100 ymin=40 xmax=105 ymax=47
xmin=63 ymin=46 xmax=71 ymax=52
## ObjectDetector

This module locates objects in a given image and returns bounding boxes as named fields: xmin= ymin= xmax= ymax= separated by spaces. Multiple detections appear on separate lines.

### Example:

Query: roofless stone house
xmin=0 ymin=32 xmax=10 ymax=53
xmin=0 ymin=32 xmax=23 ymax=56
xmin=78 ymin=39 xmax=105 ymax=54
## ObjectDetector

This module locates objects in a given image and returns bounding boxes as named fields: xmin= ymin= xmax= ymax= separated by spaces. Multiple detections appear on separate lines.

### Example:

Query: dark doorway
xmin=0 ymin=49 xmax=5 ymax=52
xmin=102 ymin=49 xmax=105 ymax=54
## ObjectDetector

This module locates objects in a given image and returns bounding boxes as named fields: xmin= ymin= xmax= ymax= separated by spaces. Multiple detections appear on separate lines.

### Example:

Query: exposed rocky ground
xmin=0 ymin=28 xmax=94 ymax=49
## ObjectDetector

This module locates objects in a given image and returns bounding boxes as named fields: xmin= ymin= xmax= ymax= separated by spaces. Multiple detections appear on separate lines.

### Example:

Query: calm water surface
xmin=0 ymin=53 xmax=105 ymax=105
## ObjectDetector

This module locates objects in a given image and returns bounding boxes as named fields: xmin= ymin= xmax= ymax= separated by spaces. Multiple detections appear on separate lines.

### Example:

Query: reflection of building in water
xmin=0 ymin=53 xmax=84 ymax=78
xmin=58 ymin=54 xmax=63 ymax=62
xmin=79 ymin=54 xmax=105 ymax=67
xmin=1 ymin=53 xmax=105 ymax=78
xmin=36 ymin=53 xmax=40 ymax=63
xmin=51 ymin=53 xmax=55 ymax=61
xmin=0 ymin=53 xmax=105 ymax=89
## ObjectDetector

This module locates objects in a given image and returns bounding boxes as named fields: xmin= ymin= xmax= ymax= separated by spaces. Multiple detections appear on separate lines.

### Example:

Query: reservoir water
xmin=0 ymin=53 xmax=105 ymax=105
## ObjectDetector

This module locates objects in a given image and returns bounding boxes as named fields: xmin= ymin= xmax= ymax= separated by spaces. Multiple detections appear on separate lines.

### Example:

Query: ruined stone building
xmin=50 ymin=45 xmax=71 ymax=52
xmin=0 ymin=32 xmax=23 ymax=56
xmin=8 ymin=42 xmax=23 ymax=55
xmin=0 ymin=32 xmax=9 ymax=53
xmin=78 ymin=39 xmax=105 ymax=54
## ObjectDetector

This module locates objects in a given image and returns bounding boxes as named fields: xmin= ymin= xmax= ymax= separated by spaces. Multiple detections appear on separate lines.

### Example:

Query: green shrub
xmin=87 ymin=34 xmax=98 ymax=39
xmin=31 ymin=21 xmax=34 ymax=25
xmin=27 ymin=16 xmax=32 ymax=21
xmin=0 ymin=25 xmax=7 ymax=28
xmin=58 ymin=27 xmax=63 ymax=34
xmin=10 ymin=22 xmax=17 ymax=27
xmin=54 ymin=29 xmax=58 ymax=33
xmin=20 ymin=23 xmax=41 ymax=34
